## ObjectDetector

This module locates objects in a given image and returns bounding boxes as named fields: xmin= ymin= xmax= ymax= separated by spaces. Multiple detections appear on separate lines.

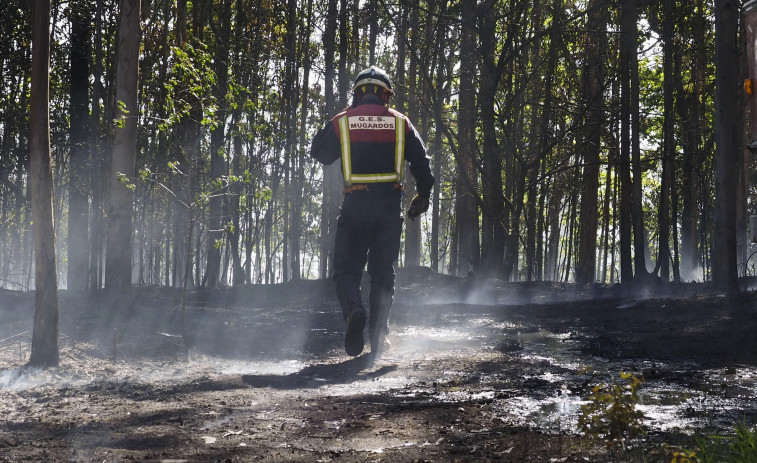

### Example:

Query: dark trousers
xmin=333 ymin=190 xmax=403 ymax=335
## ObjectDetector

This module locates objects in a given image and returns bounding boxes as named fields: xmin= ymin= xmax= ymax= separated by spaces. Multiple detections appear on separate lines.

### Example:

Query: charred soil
xmin=1 ymin=272 xmax=757 ymax=462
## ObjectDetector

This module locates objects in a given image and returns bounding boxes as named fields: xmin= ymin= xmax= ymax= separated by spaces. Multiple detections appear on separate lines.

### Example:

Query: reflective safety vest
xmin=337 ymin=113 xmax=405 ymax=187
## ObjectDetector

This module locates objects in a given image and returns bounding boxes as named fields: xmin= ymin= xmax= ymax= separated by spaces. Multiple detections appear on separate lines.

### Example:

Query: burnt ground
xmin=1 ymin=270 xmax=757 ymax=462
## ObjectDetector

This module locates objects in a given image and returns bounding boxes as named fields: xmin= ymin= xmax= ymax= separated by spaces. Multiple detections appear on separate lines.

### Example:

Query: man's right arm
xmin=309 ymin=120 xmax=341 ymax=165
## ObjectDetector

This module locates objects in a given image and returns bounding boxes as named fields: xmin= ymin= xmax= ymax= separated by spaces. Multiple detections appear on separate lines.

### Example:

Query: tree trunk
xmin=67 ymin=0 xmax=90 ymax=291
xmin=678 ymin=0 xmax=705 ymax=281
xmin=404 ymin=0 xmax=422 ymax=268
xmin=456 ymin=0 xmax=480 ymax=276
xmin=618 ymin=0 xmax=634 ymax=283
xmin=204 ymin=0 xmax=231 ymax=287
xmin=105 ymin=0 xmax=140 ymax=289
xmin=319 ymin=0 xmax=339 ymax=280
xmin=628 ymin=1 xmax=647 ymax=280
xmin=478 ymin=0 xmax=505 ymax=278
xmin=291 ymin=0 xmax=314 ymax=280
xmin=576 ymin=0 xmax=607 ymax=285
xmin=28 ymin=0 xmax=59 ymax=368
xmin=657 ymin=0 xmax=674 ymax=281
xmin=712 ymin=0 xmax=739 ymax=292
xmin=89 ymin=0 xmax=106 ymax=289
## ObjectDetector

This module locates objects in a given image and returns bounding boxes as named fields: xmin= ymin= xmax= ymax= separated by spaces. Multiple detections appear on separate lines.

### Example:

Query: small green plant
xmin=578 ymin=371 xmax=646 ymax=448
xmin=669 ymin=447 xmax=699 ymax=463
xmin=689 ymin=421 xmax=757 ymax=463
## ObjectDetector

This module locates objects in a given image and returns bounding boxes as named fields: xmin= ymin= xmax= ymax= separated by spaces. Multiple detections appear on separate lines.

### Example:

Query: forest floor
xmin=1 ymin=270 xmax=757 ymax=462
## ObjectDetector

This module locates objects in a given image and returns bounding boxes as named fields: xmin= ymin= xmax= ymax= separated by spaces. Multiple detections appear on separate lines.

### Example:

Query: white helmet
xmin=352 ymin=66 xmax=394 ymax=95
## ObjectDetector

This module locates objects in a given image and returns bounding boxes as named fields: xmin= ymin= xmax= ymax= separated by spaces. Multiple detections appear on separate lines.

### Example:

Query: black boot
xmin=344 ymin=303 xmax=366 ymax=356
xmin=368 ymin=291 xmax=392 ymax=357
xmin=369 ymin=321 xmax=391 ymax=357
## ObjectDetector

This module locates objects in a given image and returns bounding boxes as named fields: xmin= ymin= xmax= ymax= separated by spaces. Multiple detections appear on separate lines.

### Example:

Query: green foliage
xmin=116 ymin=172 xmax=136 ymax=191
xmin=114 ymin=100 xmax=129 ymax=128
xmin=681 ymin=422 xmax=757 ymax=463
xmin=669 ymin=447 xmax=699 ymax=463
xmin=578 ymin=371 xmax=646 ymax=447
xmin=160 ymin=43 xmax=218 ymax=132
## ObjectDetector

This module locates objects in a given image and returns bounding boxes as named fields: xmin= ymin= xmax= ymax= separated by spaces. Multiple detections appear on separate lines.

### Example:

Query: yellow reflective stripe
xmin=338 ymin=116 xmax=352 ymax=186
xmin=351 ymin=173 xmax=400 ymax=183
xmin=395 ymin=116 xmax=405 ymax=179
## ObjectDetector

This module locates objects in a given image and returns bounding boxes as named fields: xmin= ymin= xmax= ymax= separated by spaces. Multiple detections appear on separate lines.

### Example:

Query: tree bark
xmin=628 ymin=0 xmax=647 ymax=280
xmin=319 ymin=0 xmax=340 ymax=280
xmin=89 ymin=0 xmax=105 ymax=290
xmin=712 ymin=0 xmax=739 ymax=292
xmin=618 ymin=0 xmax=634 ymax=283
xmin=657 ymin=0 xmax=674 ymax=281
xmin=456 ymin=0 xmax=480 ymax=276
xmin=404 ymin=0 xmax=422 ymax=268
xmin=291 ymin=0 xmax=314 ymax=280
xmin=575 ymin=0 xmax=607 ymax=285
xmin=105 ymin=0 xmax=140 ymax=289
xmin=204 ymin=0 xmax=231 ymax=287
xmin=678 ymin=0 xmax=706 ymax=281
xmin=67 ymin=0 xmax=91 ymax=291
xmin=28 ymin=0 xmax=59 ymax=367
xmin=478 ymin=0 xmax=505 ymax=278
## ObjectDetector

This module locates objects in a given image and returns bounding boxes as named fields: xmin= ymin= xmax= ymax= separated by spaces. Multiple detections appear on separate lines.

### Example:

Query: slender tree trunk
xmin=657 ymin=0 xmax=674 ymax=281
xmin=405 ymin=0 xmax=422 ymax=267
xmin=456 ymin=0 xmax=480 ymax=276
xmin=478 ymin=0 xmax=505 ymax=278
xmin=319 ymin=0 xmax=339 ymax=280
xmin=89 ymin=0 xmax=105 ymax=290
xmin=204 ymin=0 xmax=231 ymax=287
xmin=228 ymin=111 xmax=245 ymax=285
xmin=713 ymin=0 xmax=739 ymax=292
xmin=502 ymin=58 xmax=520 ymax=281
xmin=576 ymin=0 xmax=606 ymax=285
xmin=618 ymin=0 xmax=634 ymax=283
xmin=368 ymin=0 xmax=377 ymax=63
xmin=105 ymin=0 xmax=140 ymax=289
xmin=291 ymin=0 xmax=314 ymax=280
xmin=28 ymin=0 xmax=59 ymax=367
xmin=628 ymin=1 xmax=647 ymax=280
xmin=281 ymin=0 xmax=299 ymax=281
xmin=67 ymin=0 xmax=90 ymax=291
xmin=171 ymin=0 xmax=188 ymax=289
xmin=678 ymin=1 xmax=704 ymax=281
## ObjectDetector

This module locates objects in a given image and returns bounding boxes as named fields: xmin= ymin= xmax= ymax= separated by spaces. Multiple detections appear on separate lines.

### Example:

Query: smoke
xmin=0 ymin=367 xmax=46 ymax=391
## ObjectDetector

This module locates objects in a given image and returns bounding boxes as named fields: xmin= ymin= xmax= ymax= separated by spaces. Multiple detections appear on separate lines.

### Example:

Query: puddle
xmin=496 ymin=322 xmax=757 ymax=435
xmin=365 ymin=310 xmax=757 ymax=437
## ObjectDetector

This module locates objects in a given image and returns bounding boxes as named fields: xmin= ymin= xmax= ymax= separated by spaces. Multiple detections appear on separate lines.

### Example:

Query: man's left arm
xmin=404 ymin=122 xmax=434 ymax=219
xmin=404 ymin=123 xmax=435 ymax=197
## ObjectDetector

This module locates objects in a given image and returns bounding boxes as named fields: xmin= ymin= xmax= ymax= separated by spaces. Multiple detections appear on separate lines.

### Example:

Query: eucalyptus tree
xmin=105 ymin=0 xmax=140 ymax=289
xmin=712 ymin=0 xmax=739 ymax=292
xmin=576 ymin=0 xmax=609 ymax=285
xmin=478 ymin=0 xmax=507 ymax=278
xmin=67 ymin=0 xmax=91 ymax=291
xmin=28 ymin=0 xmax=59 ymax=367
xmin=0 ymin=3 xmax=32 ymax=289
xmin=319 ymin=0 xmax=340 ymax=280
xmin=617 ymin=0 xmax=636 ymax=282
xmin=676 ymin=1 xmax=710 ymax=282
xmin=456 ymin=0 xmax=480 ymax=277
xmin=204 ymin=0 xmax=232 ymax=287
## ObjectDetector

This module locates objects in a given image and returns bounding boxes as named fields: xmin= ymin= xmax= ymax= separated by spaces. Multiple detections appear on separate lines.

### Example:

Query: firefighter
xmin=310 ymin=65 xmax=434 ymax=357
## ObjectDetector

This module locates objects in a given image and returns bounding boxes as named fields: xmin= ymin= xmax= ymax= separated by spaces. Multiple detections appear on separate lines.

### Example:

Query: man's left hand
xmin=407 ymin=194 xmax=430 ymax=220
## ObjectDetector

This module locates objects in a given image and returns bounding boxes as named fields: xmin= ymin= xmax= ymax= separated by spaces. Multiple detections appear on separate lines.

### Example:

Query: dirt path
xmin=1 ymin=277 xmax=757 ymax=462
